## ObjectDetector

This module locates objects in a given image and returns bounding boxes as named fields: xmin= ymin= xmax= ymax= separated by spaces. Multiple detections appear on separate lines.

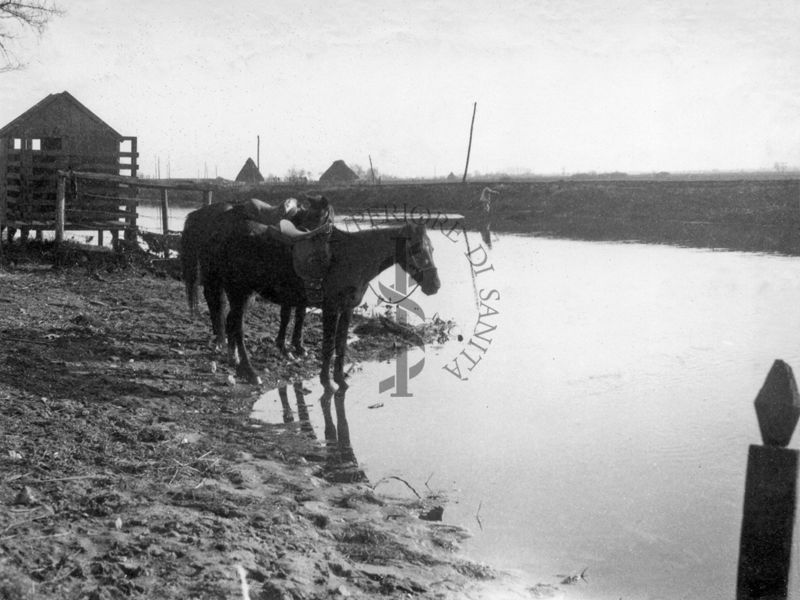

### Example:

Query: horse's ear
xmin=303 ymin=193 xmax=328 ymax=210
xmin=402 ymin=222 xmax=416 ymax=238
xmin=407 ymin=221 xmax=424 ymax=233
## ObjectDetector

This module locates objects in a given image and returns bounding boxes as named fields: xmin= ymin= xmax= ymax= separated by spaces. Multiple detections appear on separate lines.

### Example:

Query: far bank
xmin=144 ymin=177 xmax=800 ymax=256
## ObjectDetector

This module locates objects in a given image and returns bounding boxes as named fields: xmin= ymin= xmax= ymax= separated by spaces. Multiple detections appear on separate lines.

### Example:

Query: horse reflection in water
xmin=275 ymin=383 xmax=365 ymax=483
xmin=277 ymin=382 xmax=315 ymax=437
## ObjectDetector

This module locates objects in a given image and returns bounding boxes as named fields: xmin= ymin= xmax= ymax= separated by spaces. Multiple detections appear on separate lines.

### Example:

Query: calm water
xmin=250 ymin=231 xmax=800 ymax=600
xmin=48 ymin=202 xmax=185 ymax=245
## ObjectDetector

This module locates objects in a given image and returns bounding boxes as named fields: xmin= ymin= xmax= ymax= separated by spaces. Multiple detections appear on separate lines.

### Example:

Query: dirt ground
xmin=0 ymin=245 xmax=537 ymax=600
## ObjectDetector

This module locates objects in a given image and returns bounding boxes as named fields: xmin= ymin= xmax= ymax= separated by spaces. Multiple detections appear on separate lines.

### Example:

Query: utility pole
xmin=462 ymin=101 xmax=477 ymax=183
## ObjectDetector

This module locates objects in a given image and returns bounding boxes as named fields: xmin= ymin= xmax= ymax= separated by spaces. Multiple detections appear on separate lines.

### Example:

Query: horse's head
xmin=399 ymin=223 xmax=440 ymax=295
xmin=292 ymin=194 xmax=333 ymax=231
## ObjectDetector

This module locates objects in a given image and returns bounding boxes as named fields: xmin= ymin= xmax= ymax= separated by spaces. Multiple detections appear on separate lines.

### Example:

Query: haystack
xmin=235 ymin=157 xmax=264 ymax=183
xmin=319 ymin=159 xmax=358 ymax=184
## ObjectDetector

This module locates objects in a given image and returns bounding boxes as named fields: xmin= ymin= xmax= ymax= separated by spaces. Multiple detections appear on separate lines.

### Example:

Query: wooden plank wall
xmin=2 ymin=136 xmax=139 ymax=241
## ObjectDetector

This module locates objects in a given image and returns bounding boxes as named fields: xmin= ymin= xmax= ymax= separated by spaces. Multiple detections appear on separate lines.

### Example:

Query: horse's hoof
xmin=236 ymin=365 xmax=261 ymax=385
xmin=278 ymin=346 xmax=301 ymax=361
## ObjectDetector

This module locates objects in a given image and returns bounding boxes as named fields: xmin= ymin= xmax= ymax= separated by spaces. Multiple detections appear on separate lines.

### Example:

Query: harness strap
xmin=368 ymin=281 xmax=421 ymax=305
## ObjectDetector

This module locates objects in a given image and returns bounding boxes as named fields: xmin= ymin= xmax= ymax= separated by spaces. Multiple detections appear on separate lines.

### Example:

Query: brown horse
xmin=181 ymin=196 xmax=331 ymax=356
xmin=203 ymin=221 xmax=440 ymax=388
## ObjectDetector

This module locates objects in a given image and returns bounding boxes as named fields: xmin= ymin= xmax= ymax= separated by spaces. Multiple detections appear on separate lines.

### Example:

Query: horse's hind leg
xmin=224 ymin=293 xmax=241 ymax=366
xmin=203 ymin=279 xmax=227 ymax=350
xmin=226 ymin=292 xmax=261 ymax=385
xmin=275 ymin=304 xmax=291 ymax=354
xmin=291 ymin=305 xmax=307 ymax=357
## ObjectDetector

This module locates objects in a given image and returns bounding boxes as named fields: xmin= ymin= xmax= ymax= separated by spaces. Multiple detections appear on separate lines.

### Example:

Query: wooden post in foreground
xmin=160 ymin=188 xmax=170 ymax=258
xmin=0 ymin=191 xmax=4 ymax=264
xmin=55 ymin=173 xmax=66 ymax=244
xmin=737 ymin=359 xmax=800 ymax=599
xmin=462 ymin=101 xmax=477 ymax=183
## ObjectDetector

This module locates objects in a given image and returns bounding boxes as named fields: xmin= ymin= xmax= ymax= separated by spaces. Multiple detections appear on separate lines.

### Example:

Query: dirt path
xmin=0 ymin=256 xmax=520 ymax=599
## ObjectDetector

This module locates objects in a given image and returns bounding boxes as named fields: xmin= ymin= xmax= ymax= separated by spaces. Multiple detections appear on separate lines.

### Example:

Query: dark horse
xmin=181 ymin=196 xmax=331 ymax=356
xmin=202 ymin=222 xmax=440 ymax=388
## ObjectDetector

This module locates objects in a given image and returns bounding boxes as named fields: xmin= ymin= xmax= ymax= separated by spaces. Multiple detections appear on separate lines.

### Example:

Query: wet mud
xmin=0 ymin=247 xmax=514 ymax=599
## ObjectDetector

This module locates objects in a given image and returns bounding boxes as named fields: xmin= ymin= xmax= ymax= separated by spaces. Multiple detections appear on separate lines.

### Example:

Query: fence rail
xmin=54 ymin=170 xmax=213 ymax=255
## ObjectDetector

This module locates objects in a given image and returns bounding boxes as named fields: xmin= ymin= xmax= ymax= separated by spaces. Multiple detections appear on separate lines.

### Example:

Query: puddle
xmin=252 ymin=380 xmax=367 ymax=483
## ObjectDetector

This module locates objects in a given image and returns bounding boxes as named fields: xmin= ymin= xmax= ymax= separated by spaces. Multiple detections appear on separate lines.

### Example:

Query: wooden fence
xmin=53 ymin=170 xmax=213 ymax=254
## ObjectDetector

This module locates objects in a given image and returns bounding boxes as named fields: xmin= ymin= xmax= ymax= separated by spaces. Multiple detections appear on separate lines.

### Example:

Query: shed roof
xmin=0 ymin=91 xmax=123 ymax=138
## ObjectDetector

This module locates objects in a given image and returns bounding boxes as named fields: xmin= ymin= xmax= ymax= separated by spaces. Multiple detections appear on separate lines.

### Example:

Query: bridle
xmin=368 ymin=233 xmax=436 ymax=305
xmin=406 ymin=238 xmax=436 ymax=275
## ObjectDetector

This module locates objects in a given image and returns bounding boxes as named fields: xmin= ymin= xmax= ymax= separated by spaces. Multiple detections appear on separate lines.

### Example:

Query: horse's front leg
xmin=333 ymin=308 xmax=352 ymax=389
xmin=320 ymin=307 xmax=339 ymax=391
xmin=291 ymin=305 xmax=307 ymax=356
xmin=275 ymin=304 xmax=291 ymax=354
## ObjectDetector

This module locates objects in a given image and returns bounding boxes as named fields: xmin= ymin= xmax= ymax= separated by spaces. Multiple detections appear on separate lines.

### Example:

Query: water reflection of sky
xmin=254 ymin=234 xmax=800 ymax=600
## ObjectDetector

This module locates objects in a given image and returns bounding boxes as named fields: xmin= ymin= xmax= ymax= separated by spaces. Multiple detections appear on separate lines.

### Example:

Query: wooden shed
xmin=0 ymin=91 xmax=138 ymax=241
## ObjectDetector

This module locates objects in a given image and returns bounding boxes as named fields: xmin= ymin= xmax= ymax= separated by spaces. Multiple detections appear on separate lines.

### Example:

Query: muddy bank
xmin=0 ymin=249 xmax=534 ymax=599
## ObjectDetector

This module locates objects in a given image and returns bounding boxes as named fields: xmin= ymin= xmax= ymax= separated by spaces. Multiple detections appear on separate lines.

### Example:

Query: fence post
xmin=126 ymin=185 xmax=138 ymax=242
xmin=160 ymin=188 xmax=170 ymax=258
xmin=55 ymin=173 xmax=66 ymax=244
xmin=0 ymin=186 xmax=4 ymax=264
xmin=203 ymin=189 xmax=213 ymax=206
xmin=737 ymin=359 xmax=800 ymax=599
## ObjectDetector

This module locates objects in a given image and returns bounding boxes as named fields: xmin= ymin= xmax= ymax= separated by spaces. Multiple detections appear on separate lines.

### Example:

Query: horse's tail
xmin=181 ymin=210 xmax=203 ymax=317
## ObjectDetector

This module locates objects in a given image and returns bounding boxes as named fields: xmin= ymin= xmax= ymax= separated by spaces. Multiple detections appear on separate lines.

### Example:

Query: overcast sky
xmin=1 ymin=0 xmax=799 ymax=179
